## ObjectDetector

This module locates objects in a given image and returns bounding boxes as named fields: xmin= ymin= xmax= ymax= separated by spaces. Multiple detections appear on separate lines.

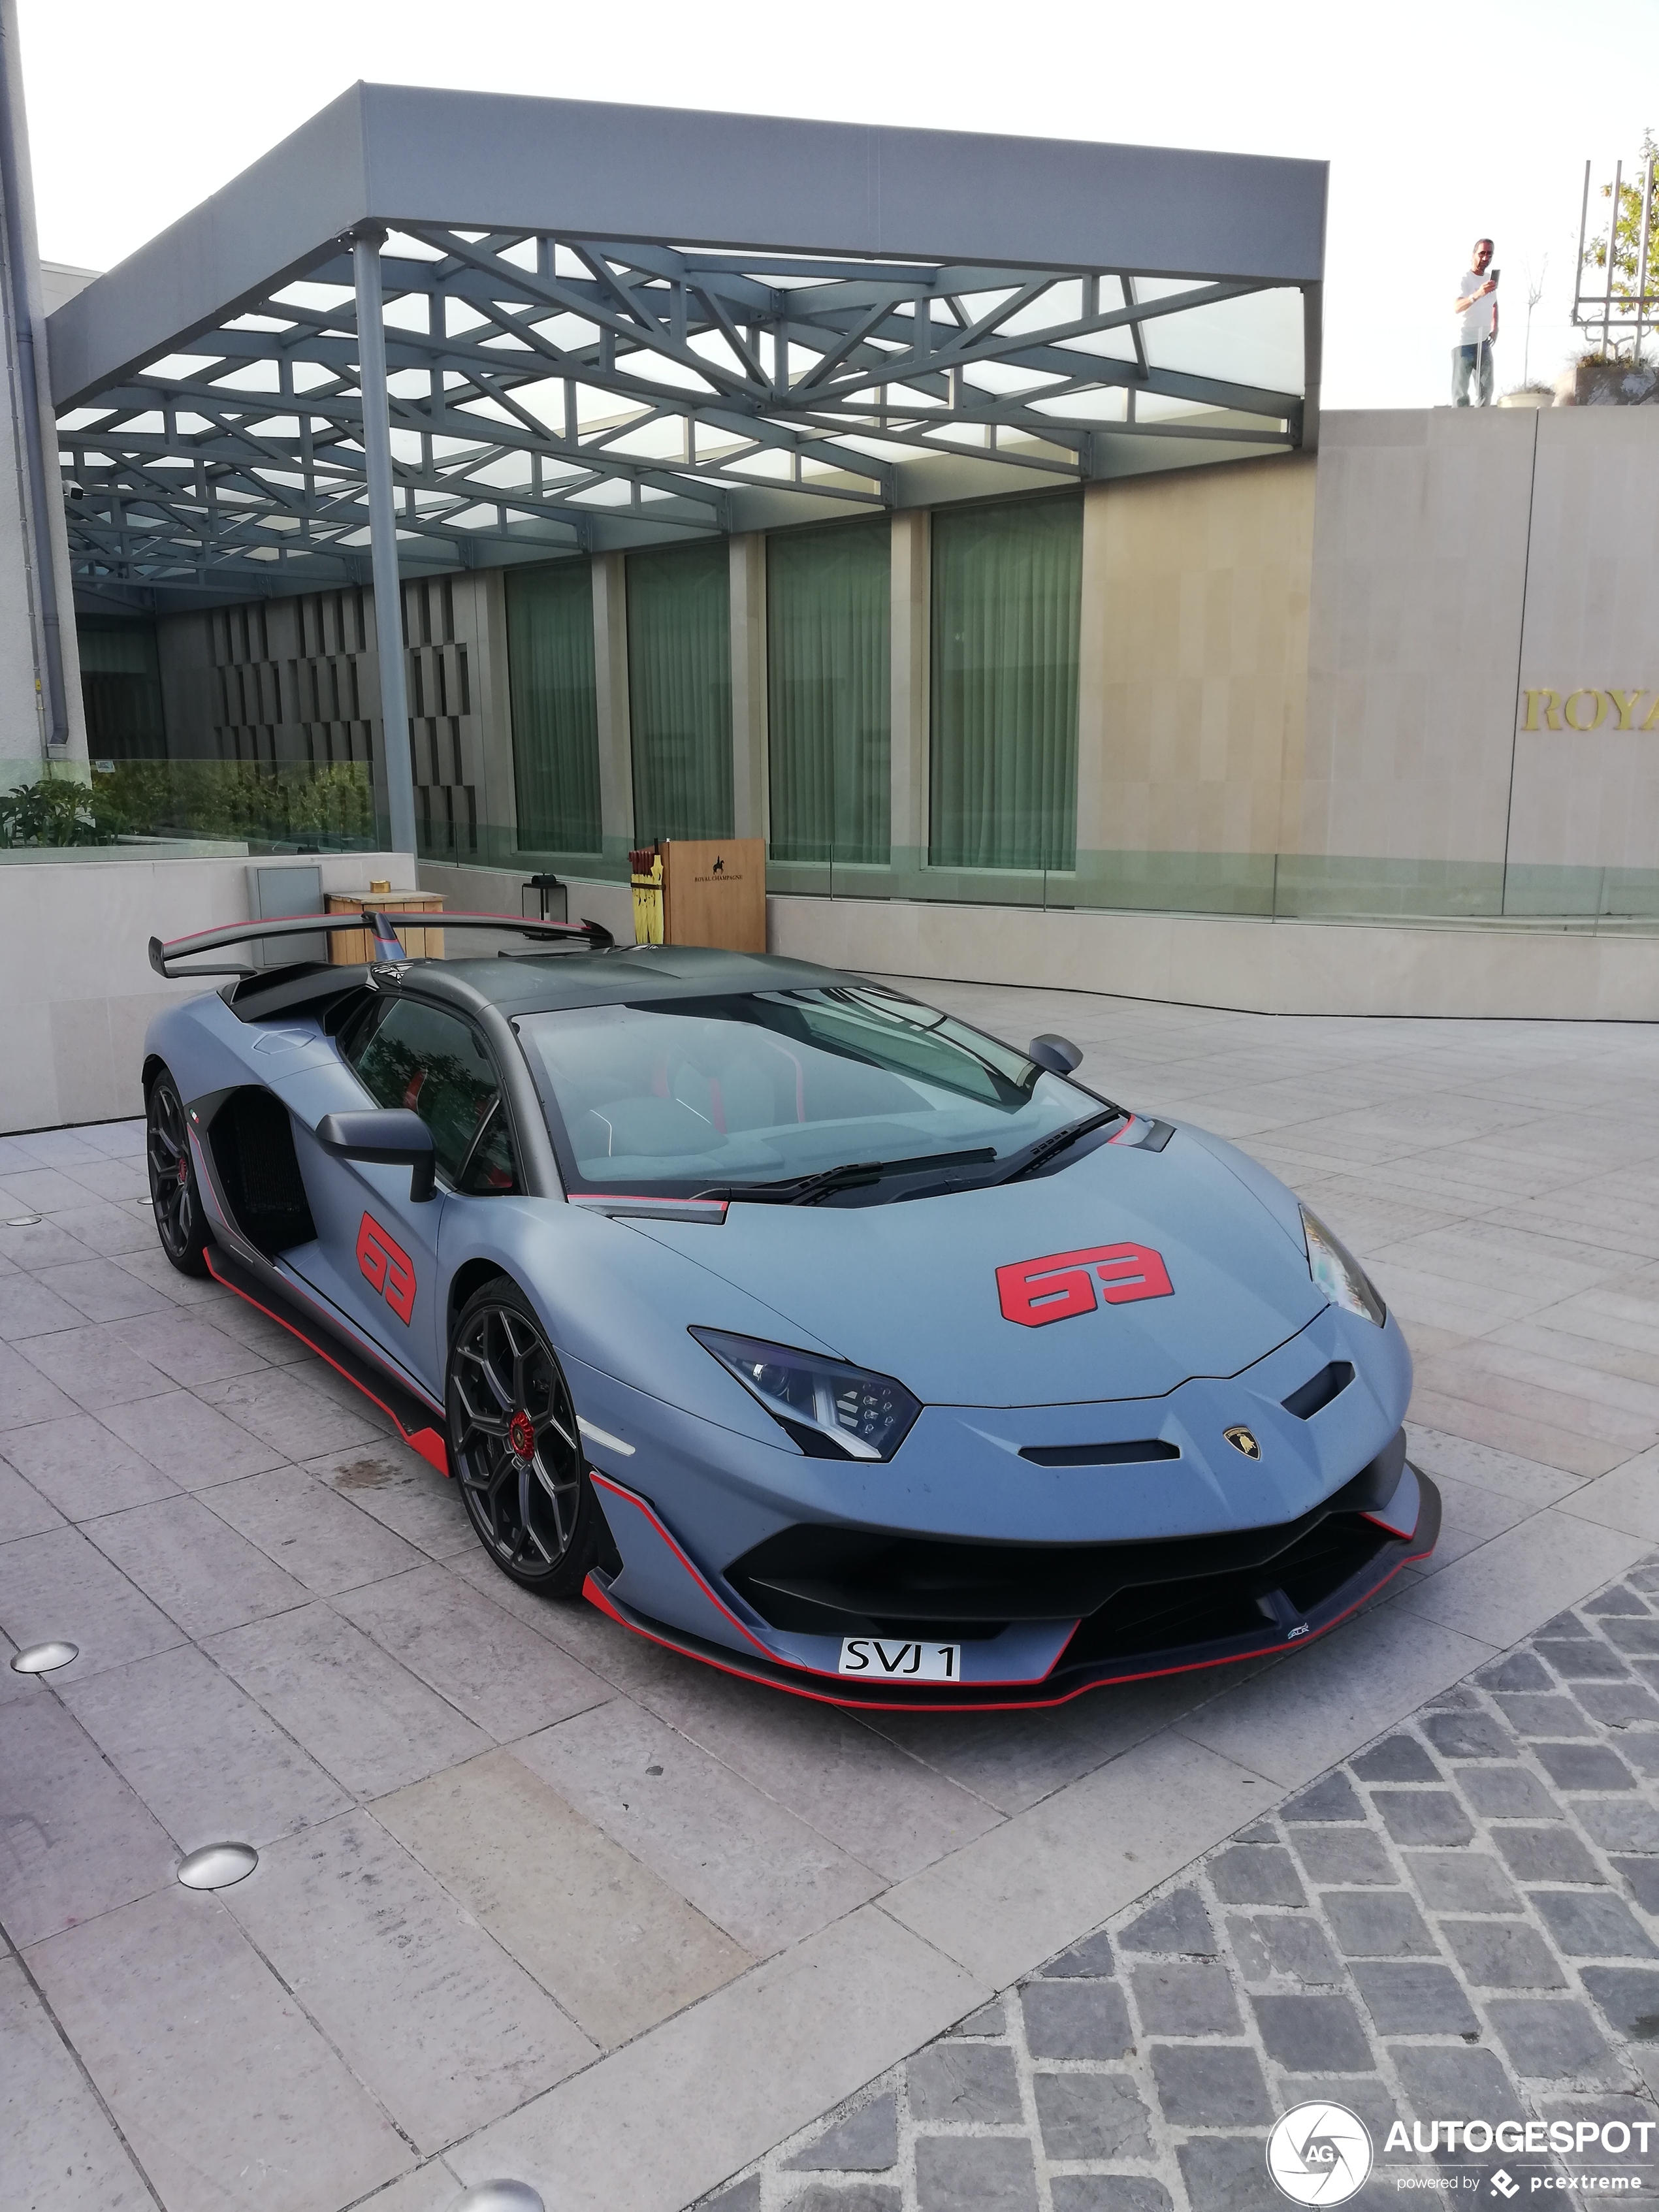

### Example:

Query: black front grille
xmin=726 ymin=1432 xmax=1408 ymax=1652
xmin=1059 ymin=1512 xmax=1391 ymax=1665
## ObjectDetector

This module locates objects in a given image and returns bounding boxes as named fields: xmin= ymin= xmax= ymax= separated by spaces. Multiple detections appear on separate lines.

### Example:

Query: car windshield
xmin=516 ymin=985 xmax=1112 ymax=1200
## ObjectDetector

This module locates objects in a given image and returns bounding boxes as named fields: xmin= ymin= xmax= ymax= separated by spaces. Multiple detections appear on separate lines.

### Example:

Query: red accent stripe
xmin=588 ymin=1473 xmax=777 ymax=1658
xmin=579 ymin=1544 xmax=1432 ymax=1714
xmin=592 ymin=1475 xmax=1080 ymax=1686
xmin=161 ymin=909 xmax=595 ymax=954
xmin=204 ymin=1249 xmax=450 ymax=1475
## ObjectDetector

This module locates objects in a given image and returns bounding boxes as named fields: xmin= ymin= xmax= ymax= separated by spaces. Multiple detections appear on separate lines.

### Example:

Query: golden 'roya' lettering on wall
xmin=1521 ymin=690 xmax=1659 ymax=731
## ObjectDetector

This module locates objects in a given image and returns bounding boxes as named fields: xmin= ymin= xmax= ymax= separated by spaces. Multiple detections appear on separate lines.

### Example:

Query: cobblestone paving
xmin=703 ymin=1560 xmax=1659 ymax=2212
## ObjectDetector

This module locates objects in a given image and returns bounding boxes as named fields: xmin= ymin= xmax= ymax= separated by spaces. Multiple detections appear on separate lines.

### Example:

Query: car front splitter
xmin=581 ymin=1470 xmax=1442 ymax=1713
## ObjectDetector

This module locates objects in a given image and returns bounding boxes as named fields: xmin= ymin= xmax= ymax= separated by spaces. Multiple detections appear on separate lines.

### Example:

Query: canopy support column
xmin=353 ymin=227 xmax=417 ymax=857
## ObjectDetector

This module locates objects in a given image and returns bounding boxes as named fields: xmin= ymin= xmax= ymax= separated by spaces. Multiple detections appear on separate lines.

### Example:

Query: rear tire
xmin=446 ymin=1276 xmax=601 ymax=1596
xmin=146 ymin=1066 xmax=212 ymax=1277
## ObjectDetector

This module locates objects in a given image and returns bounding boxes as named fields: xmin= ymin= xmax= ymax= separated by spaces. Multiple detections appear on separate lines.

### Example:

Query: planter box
xmin=1574 ymin=361 xmax=1659 ymax=406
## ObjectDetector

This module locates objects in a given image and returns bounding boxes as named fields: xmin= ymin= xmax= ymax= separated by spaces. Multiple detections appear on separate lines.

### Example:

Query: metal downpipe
xmin=353 ymin=227 xmax=417 ymax=858
xmin=0 ymin=0 xmax=67 ymax=751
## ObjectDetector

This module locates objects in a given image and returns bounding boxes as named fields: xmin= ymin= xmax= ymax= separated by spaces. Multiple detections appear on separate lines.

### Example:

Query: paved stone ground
xmin=1 ymin=987 xmax=1658 ymax=2212
xmin=705 ymin=1566 xmax=1659 ymax=2211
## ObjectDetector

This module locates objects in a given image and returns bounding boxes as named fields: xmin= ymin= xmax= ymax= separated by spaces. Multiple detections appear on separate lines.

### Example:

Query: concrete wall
xmin=1299 ymin=409 xmax=1533 ymax=890
xmin=1507 ymin=409 xmax=1659 ymax=903
xmin=0 ymin=93 xmax=86 ymax=769
xmin=767 ymin=893 xmax=1659 ymax=1022
xmin=408 ymin=857 xmax=1659 ymax=1023
xmin=1299 ymin=408 xmax=1659 ymax=917
xmin=0 ymin=849 xmax=417 ymax=1132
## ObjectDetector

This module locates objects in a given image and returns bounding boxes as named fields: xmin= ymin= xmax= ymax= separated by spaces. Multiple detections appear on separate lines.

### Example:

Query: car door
xmin=295 ymin=991 xmax=520 ymax=1392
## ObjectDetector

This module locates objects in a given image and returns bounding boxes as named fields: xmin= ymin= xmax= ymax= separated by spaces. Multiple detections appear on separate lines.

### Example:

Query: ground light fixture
xmin=451 ymin=2186 xmax=544 ymax=2212
xmin=176 ymin=1843 xmax=259 ymax=1891
xmin=10 ymin=1640 xmax=77 ymax=1672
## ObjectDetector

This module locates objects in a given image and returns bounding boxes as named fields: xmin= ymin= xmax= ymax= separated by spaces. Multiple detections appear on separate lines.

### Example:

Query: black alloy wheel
xmin=146 ymin=1067 xmax=212 ymax=1277
xmin=447 ymin=1277 xmax=600 ymax=1595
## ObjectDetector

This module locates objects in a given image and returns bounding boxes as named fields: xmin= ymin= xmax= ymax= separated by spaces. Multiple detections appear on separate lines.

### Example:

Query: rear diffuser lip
xmin=583 ymin=1469 xmax=1442 ymax=1712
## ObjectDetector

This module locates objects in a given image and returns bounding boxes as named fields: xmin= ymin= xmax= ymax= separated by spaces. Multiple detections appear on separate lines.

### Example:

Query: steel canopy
xmin=50 ymin=85 xmax=1327 ymax=598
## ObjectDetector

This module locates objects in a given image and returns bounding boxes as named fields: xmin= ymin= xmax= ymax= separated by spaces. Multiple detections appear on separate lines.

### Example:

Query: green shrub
xmin=0 ymin=776 xmax=123 ymax=846
xmin=0 ymin=759 xmax=376 ymax=850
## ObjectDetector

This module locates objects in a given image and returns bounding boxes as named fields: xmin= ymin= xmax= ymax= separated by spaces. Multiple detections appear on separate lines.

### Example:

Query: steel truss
xmin=61 ymin=227 xmax=1306 ymax=592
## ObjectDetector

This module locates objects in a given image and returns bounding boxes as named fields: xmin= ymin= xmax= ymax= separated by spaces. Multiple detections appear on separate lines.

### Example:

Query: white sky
xmin=16 ymin=0 xmax=1658 ymax=409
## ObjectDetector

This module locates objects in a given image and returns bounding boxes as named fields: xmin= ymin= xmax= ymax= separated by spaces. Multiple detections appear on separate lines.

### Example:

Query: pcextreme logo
xmin=996 ymin=1242 xmax=1173 ymax=1327
xmin=357 ymin=1213 xmax=416 ymax=1324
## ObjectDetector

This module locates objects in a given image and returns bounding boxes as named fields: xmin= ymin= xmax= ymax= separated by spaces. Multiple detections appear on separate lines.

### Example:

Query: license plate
xmin=838 ymin=1637 xmax=963 ymax=1682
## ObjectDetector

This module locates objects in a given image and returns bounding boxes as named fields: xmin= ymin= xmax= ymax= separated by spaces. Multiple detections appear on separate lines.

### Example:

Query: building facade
xmin=81 ymin=403 xmax=1656 ymax=937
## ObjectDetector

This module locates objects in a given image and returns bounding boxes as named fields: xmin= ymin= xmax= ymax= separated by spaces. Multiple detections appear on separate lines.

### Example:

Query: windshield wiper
xmin=699 ymin=1147 xmax=997 ymax=1206
xmin=993 ymin=1106 xmax=1126 ymax=1187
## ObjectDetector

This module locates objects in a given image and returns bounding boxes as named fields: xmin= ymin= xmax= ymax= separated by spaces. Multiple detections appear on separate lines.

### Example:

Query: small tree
xmin=1581 ymin=129 xmax=1659 ymax=357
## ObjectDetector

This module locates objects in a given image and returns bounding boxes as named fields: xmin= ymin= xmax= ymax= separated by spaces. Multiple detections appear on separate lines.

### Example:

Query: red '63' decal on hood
xmin=997 ymin=1242 xmax=1172 ymax=1327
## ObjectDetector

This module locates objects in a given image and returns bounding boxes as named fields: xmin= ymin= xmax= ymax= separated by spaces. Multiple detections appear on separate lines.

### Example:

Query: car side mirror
xmin=315 ymin=1108 xmax=436 ymax=1202
xmin=1028 ymin=1033 xmax=1084 ymax=1076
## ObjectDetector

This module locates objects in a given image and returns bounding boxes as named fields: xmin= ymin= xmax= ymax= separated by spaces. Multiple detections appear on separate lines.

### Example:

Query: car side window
xmin=343 ymin=997 xmax=519 ymax=1194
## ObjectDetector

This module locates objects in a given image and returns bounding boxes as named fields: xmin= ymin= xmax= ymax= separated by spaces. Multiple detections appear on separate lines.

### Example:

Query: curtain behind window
xmin=628 ymin=542 xmax=733 ymax=844
xmin=930 ymin=496 xmax=1082 ymax=871
xmin=767 ymin=521 xmax=891 ymax=865
xmin=505 ymin=562 xmax=602 ymax=853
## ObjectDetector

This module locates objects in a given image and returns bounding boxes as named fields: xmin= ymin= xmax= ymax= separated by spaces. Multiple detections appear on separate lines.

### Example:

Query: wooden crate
xmin=660 ymin=839 xmax=765 ymax=952
xmin=325 ymin=891 xmax=446 ymax=963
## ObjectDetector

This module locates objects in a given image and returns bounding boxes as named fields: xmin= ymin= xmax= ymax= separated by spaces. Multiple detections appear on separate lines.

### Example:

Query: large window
xmin=628 ymin=542 xmax=733 ymax=844
xmin=929 ymin=495 xmax=1082 ymax=873
xmin=505 ymin=563 xmax=602 ymax=854
xmin=78 ymin=618 xmax=166 ymax=759
xmin=767 ymin=521 xmax=890 ymax=865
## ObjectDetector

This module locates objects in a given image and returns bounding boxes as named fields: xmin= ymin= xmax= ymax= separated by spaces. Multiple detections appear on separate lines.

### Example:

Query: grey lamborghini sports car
xmin=142 ymin=909 xmax=1438 ymax=1710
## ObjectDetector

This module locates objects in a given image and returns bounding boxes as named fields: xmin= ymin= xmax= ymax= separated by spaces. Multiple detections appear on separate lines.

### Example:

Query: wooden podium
xmin=632 ymin=839 xmax=765 ymax=953
xmin=325 ymin=890 xmax=446 ymax=963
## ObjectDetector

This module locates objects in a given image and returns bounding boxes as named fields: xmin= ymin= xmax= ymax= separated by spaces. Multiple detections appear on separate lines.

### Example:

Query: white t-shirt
xmin=1457 ymin=272 xmax=1495 ymax=344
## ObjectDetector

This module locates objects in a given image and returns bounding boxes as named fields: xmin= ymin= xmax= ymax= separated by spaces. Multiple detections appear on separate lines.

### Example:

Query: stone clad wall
xmin=1077 ymin=454 xmax=1315 ymax=910
xmin=1506 ymin=410 xmax=1659 ymax=911
xmin=1298 ymin=408 xmax=1659 ymax=919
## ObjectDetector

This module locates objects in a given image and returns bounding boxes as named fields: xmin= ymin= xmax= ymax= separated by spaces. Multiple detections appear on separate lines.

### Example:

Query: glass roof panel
xmin=1140 ymin=287 xmax=1305 ymax=394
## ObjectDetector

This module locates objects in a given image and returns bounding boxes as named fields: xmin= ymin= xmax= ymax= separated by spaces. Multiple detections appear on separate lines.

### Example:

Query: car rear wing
xmin=148 ymin=908 xmax=615 ymax=980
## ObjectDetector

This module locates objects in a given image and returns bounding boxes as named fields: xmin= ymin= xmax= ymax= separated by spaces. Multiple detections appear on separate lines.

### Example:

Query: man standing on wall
xmin=1453 ymin=240 xmax=1499 ymax=405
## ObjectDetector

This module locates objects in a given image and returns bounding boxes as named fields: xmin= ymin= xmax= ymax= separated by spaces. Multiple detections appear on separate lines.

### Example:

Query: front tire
xmin=146 ymin=1066 xmax=212 ymax=1277
xmin=447 ymin=1277 xmax=600 ymax=1595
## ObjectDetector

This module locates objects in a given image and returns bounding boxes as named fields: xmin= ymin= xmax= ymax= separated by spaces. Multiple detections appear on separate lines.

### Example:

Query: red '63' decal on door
xmin=357 ymin=1213 xmax=416 ymax=1324
xmin=996 ymin=1242 xmax=1172 ymax=1327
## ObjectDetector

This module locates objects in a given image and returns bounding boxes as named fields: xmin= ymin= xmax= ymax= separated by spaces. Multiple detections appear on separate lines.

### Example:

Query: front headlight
xmin=1300 ymin=1205 xmax=1387 ymax=1327
xmin=690 ymin=1328 xmax=922 ymax=1461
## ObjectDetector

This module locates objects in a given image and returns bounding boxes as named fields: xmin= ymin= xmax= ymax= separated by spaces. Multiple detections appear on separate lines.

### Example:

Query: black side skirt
xmin=204 ymin=1245 xmax=451 ymax=1475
